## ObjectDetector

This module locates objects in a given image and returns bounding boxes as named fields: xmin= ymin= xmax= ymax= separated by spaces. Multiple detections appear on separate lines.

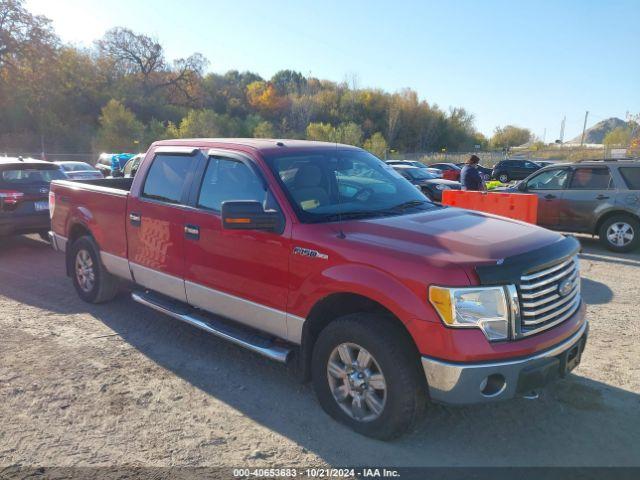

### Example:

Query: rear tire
xmin=311 ymin=313 xmax=426 ymax=440
xmin=599 ymin=215 xmax=640 ymax=253
xmin=38 ymin=230 xmax=50 ymax=243
xmin=69 ymin=236 xmax=119 ymax=303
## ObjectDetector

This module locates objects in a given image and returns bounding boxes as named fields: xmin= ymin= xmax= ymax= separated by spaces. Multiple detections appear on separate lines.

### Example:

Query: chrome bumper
xmin=421 ymin=320 xmax=588 ymax=405
xmin=49 ymin=231 xmax=67 ymax=253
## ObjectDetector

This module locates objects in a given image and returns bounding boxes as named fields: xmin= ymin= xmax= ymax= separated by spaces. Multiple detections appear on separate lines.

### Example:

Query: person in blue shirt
xmin=460 ymin=154 xmax=485 ymax=191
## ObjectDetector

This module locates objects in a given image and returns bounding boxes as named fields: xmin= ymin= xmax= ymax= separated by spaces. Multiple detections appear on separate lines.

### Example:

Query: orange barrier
xmin=441 ymin=190 xmax=538 ymax=224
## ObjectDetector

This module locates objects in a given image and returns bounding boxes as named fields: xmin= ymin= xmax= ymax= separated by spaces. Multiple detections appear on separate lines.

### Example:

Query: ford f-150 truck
xmin=49 ymin=139 xmax=588 ymax=439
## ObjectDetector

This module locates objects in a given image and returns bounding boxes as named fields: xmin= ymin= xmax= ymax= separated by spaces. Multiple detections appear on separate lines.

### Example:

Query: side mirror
xmin=517 ymin=181 xmax=527 ymax=192
xmin=221 ymin=201 xmax=283 ymax=233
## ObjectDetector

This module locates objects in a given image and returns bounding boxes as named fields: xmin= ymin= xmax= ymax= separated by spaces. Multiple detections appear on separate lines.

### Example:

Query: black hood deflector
xmin=475 ymin=235 xmax=581 ymax=286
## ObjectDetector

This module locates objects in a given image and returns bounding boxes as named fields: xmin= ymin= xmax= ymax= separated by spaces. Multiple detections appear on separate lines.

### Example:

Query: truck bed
xmin=50 ymin=177 xmax=133 ymax=258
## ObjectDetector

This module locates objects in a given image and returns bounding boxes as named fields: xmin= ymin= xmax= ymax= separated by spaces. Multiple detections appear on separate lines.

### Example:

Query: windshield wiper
xmin=386 ymin=200 xmax=429 ymax=212
xmin=319 ymin=210 xmax=393 ymax=222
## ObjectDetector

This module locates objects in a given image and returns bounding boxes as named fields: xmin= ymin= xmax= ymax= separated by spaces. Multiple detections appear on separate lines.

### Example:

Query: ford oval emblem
xmin=40 ymin=187 xmax=48 ymax=194
xmin=558 ymin=278 xmax=573 ymax=297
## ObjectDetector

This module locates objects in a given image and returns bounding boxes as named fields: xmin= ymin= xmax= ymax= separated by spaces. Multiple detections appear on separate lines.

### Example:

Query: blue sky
xmin=27 ymin=0 xmax=640 ymax=140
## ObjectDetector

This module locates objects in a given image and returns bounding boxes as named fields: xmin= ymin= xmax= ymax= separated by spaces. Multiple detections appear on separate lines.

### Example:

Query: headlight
xmin=429 ymin=286 xmax=510 ymax=341
xmin=435 ymin=184 xmax=450 ymax=191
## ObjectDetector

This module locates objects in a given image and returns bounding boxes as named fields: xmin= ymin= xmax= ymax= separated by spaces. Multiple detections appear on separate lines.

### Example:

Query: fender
xmin=592 ymin=206 xmax=640 ymax=233
xmin=289 ymin=263 xmax=447 ymax=330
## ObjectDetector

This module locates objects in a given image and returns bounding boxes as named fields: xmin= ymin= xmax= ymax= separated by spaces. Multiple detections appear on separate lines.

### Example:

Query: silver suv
xmin=514 ymin=159 xmax=640 ymax=252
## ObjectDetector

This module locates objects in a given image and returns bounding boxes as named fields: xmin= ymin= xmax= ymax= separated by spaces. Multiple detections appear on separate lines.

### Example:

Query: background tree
xmin=253 ymin=121 xmax=275 ymax=138
xmin=363 ymin=132 xmax=388 ymax=158
xmin=95 ymin=100 xmax=144 ymax=151
xmin=490 ymin=125 xmax=531 ymax=149
xmin=603 ymin=126 xmax=633 ymax=146
xmin=1 ymin=1 xmax=510 ymax=156
xmin=0 ymin=0 xmax=57 ymax=69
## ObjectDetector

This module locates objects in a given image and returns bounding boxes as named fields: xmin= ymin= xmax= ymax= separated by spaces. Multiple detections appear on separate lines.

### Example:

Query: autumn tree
xmin=490 ymin=125 xmax=531 ymax=149
xmin=364 ymin=132 xmax=388 ymax=158
xmin=0 ymin=0 xmax=58 ymax=69
xmin=253 ymin=121 xmax=275 ymax=138
xmin=306 ymin=122 xmax=335 ymax=142
xmin=603 ymin=126 xmax=633 ymax=146
xmin=246 ymin=81 xmax=286 ymax=117
xmin=95 ymin=99 xmax=144 ymax=151
xmin=96 ymin=27 xmax=207 ymax=103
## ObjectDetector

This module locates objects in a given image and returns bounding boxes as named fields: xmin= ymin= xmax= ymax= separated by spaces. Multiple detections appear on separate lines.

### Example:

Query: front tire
xmin=599 ymin=215 xmax=639 ymax=252
xmin=69 ymin=236 xmax=119 ymax=303
xmin=498 ymin=173 xmax=509 ymax=183
xmin=311 ymin=313 xmax=426 ymax=440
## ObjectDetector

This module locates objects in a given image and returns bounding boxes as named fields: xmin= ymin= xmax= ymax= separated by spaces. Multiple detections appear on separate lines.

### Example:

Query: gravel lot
xmin=0 ymin=234 xmax=639 ymax=468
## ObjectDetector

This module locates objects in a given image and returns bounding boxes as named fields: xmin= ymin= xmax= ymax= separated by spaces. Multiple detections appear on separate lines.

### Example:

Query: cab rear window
xmin=0 ymin=167 xmax=65 ymax=183
xmin=619 ymin=167 xmax=640 ymax=190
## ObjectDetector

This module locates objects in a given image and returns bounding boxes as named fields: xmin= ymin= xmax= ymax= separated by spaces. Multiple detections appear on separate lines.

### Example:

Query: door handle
xmin=184 ymin=224 xmax=200 ymax=240
xmin=129 ymin=212 xmax=141 ymax=226
xmin=596 ymin=194 xmax=610 ymax=200
xmin=544 ymin=194 xmax=556 ymax=200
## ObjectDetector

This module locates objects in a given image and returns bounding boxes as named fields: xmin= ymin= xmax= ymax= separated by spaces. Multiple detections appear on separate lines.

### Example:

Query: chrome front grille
xmin=517 ymin=255 xmax=581 ymax=337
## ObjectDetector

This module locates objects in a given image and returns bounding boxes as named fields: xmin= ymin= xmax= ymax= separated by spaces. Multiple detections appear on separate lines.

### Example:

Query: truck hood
xmin=342 ymin=206 xmax=563 ymax=267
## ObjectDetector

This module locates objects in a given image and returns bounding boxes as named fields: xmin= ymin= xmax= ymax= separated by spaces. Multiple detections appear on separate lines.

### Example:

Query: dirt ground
xmin=0 ymin=234 xmax=639 ymax=468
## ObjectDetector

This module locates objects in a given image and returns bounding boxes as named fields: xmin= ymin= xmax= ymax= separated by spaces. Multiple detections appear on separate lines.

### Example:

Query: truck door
xmin=522 ymin=167 xmax=569 ymax=228
xmin=558 ymin=167 xmax=614 ymax=232
xmin=181 ymin=151 xmax=291 ymax=340
xmin=126 ymin=147 xmax=202 ymax=302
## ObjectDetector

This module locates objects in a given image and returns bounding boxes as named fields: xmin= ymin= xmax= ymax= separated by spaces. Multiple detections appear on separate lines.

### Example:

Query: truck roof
xmin=151 ymin=138 xmax=360 ymax=152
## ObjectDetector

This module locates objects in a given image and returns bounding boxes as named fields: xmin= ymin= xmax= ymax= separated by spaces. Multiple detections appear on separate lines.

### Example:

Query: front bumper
xmin=421 ymin=320 xmax=588 ymax=405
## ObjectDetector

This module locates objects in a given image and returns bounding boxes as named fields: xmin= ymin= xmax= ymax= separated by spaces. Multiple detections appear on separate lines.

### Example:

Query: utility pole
xmin=559 ymin=116 xmax=566 ymax=148
xmin=580 ymin=111 xmax=589 ymax=147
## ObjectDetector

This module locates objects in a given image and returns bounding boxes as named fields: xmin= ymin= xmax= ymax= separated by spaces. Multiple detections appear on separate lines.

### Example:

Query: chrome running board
xmin=131 ymin=291 xmax=292 ymax=363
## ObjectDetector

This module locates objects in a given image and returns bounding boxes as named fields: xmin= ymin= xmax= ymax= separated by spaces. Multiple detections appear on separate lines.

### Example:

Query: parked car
xmin=49 ymin=139 xmax=587 ymax=439
xmin=455 ymin=162 xmax=492 ymax=181
xmin=509 ymin=159 xmax=640 ymax=252
xmin=428 ymin=162 xmax=461 ymax=181
xmin=55 ymin=161 xmax=104 ymax=180
xmin=534 ymin=160 xmax=555 ymax=168
xmin=122 ymin=153 xmax=144 ymax=178
xmin=95 ymin=153 xmax=134 ymax=177
xmin=392 ymin=165 xmax=460 ymax=201
xmin=491 ymin=159 xmax=541 ymax=183
xmin=0 ymin=157 xmax=66 ymax=240
xmin=386 ymin=160 xmax=443 ymax=178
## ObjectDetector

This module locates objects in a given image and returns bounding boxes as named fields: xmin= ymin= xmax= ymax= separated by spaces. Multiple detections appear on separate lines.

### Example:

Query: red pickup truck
xmin=50 ymin=139 xmax=588 ymax=439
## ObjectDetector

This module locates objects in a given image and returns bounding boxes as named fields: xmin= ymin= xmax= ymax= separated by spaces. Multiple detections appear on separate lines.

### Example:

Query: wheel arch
xmin=593 ymin=209 xmax=640 ymax=235
xmin=65 ymin=222 xmax=93 ymax=276
xmin=297 ymin=292 xmax=420 ymax=382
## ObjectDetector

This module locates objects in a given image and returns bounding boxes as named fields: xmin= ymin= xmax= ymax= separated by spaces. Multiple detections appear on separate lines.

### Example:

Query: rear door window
xmin=569 ymin=167 xmax=612 ymax=190
xmin=142 ymin=154 xmax=197 ymax=204
xmin=619 ymin=167 xmax=640 ymax=190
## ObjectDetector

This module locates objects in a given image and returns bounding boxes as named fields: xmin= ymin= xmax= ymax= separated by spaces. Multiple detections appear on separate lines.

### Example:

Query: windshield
xmin=264 ymin=148 xmax=436 ymax=223
xmin=1 ymin=167 xmax=66 ymax=183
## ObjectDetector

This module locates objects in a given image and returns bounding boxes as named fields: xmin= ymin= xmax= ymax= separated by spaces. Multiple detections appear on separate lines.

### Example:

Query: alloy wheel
xmin=75 ymin=249 xmax=95 ymax=292
xmin=326 ymin=342 xmax=387 ymax=422
xmin=607 ymin=222 xmax=634 ymax=247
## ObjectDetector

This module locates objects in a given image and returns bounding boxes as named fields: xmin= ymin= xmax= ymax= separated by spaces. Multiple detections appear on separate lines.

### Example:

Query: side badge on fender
xmin=293 ymin=246 xmax=329 ymax=260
